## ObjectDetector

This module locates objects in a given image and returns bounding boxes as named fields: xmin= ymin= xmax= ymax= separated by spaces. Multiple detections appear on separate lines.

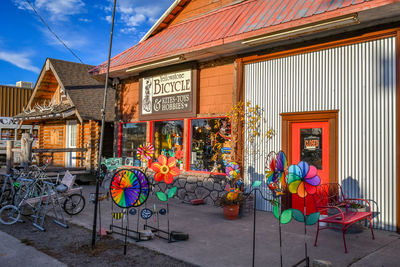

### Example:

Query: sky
xmin=0 ymin=0 xmax=175 ymax=86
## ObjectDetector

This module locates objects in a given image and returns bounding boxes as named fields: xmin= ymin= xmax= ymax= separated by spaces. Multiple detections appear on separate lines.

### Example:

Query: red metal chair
xmin=313 ymin=183 xmax=375 ymax=253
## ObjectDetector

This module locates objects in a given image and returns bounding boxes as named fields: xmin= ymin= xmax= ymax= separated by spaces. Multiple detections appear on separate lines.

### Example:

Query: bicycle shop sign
xmin=139 ymin=69 xmax=197 ymax=120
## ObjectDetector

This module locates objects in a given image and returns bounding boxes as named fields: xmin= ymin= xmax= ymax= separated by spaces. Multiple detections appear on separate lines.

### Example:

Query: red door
xmin=291 ymin=122 xmax=329 ymax=214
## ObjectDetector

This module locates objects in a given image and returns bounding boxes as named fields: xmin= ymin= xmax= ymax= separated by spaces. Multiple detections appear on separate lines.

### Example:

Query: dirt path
xmin=0 ymin=216 xmax=196 ymax=267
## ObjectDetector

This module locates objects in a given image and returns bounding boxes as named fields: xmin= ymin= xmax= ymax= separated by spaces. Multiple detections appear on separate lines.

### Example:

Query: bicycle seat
xmin=56 ymin=184 xmax=68 ymax=193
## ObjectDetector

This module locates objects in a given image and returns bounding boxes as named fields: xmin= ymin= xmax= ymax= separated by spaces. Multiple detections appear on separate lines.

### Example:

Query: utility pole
xmin=92 ymin=0 xmax=117 ymax=248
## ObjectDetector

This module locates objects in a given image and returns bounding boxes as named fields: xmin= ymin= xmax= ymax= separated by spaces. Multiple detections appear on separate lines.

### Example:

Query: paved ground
xmin=1 ymin=184 xmax=400 ymax=267
xmin=66 ymin=185 xmax=400 ymax=267
xmin=0 ymin=230 xmax=66 ymax=267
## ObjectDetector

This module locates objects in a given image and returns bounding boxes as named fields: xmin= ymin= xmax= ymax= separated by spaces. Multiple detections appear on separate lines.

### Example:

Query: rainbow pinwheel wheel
xmin=287 ymin=161 xmax=320 ymax=198
xmin=225 ymin=161 xmax=240 ymax=180
xmin=137 ymin=143 xmax=154 ymax=162
xmin=265 ymin=151 xmax=288 ymax=197
xmin=151 ymin=155 xmax=180 ymax=184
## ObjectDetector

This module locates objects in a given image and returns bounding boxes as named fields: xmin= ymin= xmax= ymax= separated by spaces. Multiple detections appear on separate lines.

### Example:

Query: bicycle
xmin=0 ymin=178 xmax=40 ymax=225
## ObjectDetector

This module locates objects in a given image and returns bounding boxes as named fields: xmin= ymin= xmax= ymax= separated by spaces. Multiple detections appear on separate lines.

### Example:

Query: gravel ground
xmin=0 ymin=216 xmax=196 ymax=267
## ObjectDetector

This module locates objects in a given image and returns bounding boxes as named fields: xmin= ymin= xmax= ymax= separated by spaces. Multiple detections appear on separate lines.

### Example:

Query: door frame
xmin=65 ymin=120 xmax=77 ymax=168
xmin=281 ymin=110 xmax=339 ymax=184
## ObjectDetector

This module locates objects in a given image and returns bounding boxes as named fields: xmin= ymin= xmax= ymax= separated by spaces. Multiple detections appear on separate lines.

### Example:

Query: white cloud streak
xmin=0 ymin=51 xmax=40 ymax=73
xmin=104 ymin=0 xmax=172 ymax=33
xmin=13 ymin=0 xmax=86 ymax=21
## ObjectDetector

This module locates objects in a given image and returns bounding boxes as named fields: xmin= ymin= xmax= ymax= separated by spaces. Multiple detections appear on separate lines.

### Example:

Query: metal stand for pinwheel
xmin=109 ymin=168 xmax=150 ymax=254
xmin=143 ymin=187 xmax=184 ymax=243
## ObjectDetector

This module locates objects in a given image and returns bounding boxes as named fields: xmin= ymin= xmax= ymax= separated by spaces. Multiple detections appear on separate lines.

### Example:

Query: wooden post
xmin=20 ymin=133 xmax=33 ymax=169
xmin=6 ymin=140 xmax=13 ymax=174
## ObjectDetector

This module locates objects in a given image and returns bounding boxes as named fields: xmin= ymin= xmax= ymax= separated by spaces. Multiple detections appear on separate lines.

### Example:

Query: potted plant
xmin=217 ymin=191 xmax=245 ymax=220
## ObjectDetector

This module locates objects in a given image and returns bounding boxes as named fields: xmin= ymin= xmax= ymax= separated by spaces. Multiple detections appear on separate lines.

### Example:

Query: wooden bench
xmin=313 ymin=183 xmax=374 ymax=253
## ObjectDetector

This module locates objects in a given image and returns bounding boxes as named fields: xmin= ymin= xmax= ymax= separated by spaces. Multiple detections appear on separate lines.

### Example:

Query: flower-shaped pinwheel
xmin=225 ymin=161 xmax=240 ymax=180
xmin=265 ymin=151 xmax=288 ymax=197
xmin=151 ymin=155 xmax=180 ymax=184
xmin=287 ymin=161 xmax=320 ymax=198
xmin=137 ymin=143 xmax=154 ymax=162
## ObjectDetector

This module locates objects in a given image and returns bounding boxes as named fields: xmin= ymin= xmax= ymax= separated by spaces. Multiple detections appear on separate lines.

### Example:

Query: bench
xmin=313 ymin=183 xmax=374 ymax=253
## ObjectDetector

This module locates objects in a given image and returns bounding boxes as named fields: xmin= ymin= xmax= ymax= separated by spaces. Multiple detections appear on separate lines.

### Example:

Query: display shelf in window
xmin=189 ymin=118 xmax=231 ymax=173
xmin=1 ymin=128 xmax=15 ymax=140
xmin=120 ymin=122 xmax=147 ymax=167
xmin=152 ymin=120 xmax=184 ymax=169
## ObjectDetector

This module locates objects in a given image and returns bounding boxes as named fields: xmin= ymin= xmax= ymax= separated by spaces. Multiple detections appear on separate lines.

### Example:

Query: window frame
xmin=118 ymin=121 xmax=148 ymax=159
xmin=186 ymin=116 xmax=230 ymax=175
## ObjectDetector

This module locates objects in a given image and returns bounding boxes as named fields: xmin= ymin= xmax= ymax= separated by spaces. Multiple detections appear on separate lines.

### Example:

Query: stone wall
xmin=149 ymin=171 xmax=229 ymax=205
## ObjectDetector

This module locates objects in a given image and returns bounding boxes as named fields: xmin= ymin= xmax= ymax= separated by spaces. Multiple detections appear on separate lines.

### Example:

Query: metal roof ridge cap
xmin=161 ymin=0 xmax=254 ymax=29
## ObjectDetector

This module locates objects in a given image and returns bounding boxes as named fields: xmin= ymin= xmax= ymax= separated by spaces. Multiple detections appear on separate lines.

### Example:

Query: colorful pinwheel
xmin=287 ymin=161 xmax=321 ymax=198
xmin=137 ymin=143 xmax=154 ymax=162
xmin=151 ymin=155 xmax=180 ymax=184
xmin=265 ymin=151 xmax=287 ymax=197
xmin=110 ymin=169 xmax=141 ymax=208
xmin=225 ymin=161 xmax=240 ymax=180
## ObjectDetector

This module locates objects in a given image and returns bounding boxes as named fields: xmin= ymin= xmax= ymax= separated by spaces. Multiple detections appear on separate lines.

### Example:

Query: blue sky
xmin=0 ymin=0 xmax=174 ymax=86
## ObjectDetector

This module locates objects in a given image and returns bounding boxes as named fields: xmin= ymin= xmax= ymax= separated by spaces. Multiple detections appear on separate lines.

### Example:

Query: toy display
xmin=153 ymin=120 xmax=183 ymax=161
xmin=190 ymin=118 xmax=231 ymax=172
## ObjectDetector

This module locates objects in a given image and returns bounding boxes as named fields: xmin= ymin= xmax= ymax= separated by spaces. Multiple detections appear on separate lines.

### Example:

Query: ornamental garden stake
xmin=265 ymin=151 xmax=288 ymax=267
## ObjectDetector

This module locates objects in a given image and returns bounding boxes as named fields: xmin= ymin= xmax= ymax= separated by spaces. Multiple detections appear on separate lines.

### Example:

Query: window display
xmin=190 ymin=118 xmax=231 ymax=173
xmin=152 ymin=120 xmax=184 ymax=169
xmin=1 ymin=129 xmax=15 ymax=140
xmin=121 ymin=123 xmax=147 ymax=166
xmin=16 ymin=129 xmax=31 ymax=140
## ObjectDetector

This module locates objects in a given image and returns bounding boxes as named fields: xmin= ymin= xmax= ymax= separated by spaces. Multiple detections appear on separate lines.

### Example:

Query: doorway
xmin=281 ymin=111 xmax=338 ymax=212
xmin=65 ymin=120 xmax=77 ymax=168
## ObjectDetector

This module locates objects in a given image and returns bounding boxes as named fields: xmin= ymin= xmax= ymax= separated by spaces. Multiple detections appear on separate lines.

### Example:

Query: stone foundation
xmin=148 ymin=171 xmax=228 ymax=205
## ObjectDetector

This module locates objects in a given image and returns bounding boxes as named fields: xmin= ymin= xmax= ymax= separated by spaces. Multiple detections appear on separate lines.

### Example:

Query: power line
xmin=24 ymin=0 xmax=84 ymax=64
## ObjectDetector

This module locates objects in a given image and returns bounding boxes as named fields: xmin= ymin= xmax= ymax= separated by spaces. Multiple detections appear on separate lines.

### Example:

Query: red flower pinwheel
xmin=287 ymin=161 xmax=320 ymax=198
xmin=151 ymin=155 xmax=180 ymax=184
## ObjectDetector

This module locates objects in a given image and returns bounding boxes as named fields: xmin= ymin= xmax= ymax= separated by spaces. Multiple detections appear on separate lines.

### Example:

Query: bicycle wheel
xmin=63 ymin=194 xmax=85 ymax=215
xmin=0 ymin=205 xmax=20 ymax=225
xmin=0 ymin=189 xmax=13 ymax=208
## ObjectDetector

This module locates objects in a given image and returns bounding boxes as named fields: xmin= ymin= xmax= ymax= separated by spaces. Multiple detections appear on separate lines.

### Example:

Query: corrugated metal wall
xmin=0 ymin=85 xmax=32 ymax=117
xmin=244 ymin=37 xmax=397 ymax=231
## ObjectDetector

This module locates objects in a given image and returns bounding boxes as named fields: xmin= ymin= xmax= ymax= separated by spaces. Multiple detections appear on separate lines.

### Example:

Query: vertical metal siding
xmin=244 ymin=37 xmax=397 ymax=231
xmin=0 ymin=86 xmax=32 ymax=117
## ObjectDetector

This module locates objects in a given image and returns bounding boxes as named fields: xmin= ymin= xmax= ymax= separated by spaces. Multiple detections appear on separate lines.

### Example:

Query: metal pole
xmin=91 ymin=0 xmax=117 ymax=248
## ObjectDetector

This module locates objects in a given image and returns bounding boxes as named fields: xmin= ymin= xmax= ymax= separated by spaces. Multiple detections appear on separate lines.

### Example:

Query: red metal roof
xmin=92 ymin=0 xmax=390 ymax=75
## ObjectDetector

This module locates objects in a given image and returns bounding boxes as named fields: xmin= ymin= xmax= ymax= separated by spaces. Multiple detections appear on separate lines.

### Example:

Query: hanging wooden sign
xmin=139 ymin=69 xmax=197 ymax=120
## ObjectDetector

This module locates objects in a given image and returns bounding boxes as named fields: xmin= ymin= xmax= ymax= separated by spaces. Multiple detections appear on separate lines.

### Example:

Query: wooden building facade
xmin=15 ymin=58 xmax=115 ymax=170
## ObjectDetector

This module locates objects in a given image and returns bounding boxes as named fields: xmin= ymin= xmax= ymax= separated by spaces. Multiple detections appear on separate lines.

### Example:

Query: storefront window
xmin=190 ymin=118 xmax=231 ymax=173
xmin=153 ymin=120 xmax=184 ymax=168
xmin=17 ymin=129 xmax=31 ymax=140
xmin=121 ymin=123 xmax=147 ymax=166
xmin=1 ymin=129 xmax=15 ymax=140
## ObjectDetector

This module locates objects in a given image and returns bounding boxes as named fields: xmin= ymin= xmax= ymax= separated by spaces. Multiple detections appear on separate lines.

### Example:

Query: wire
xmin=24 ymin=0 xmax=84 ymax=64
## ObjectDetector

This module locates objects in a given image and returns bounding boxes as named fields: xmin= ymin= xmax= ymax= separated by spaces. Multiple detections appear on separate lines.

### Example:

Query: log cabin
xmin=14 ymin=58 xmax=115 ymax=171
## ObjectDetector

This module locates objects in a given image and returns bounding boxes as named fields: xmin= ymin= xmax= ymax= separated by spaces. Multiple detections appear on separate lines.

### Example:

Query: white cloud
xmin=0 ymin=51 xmax=40 ymax=73
xmin=78 ymin=18 xmax=91 ymax=23
xmin=105 ymin=15 xmax=112 ymax=23
xmin=103 ymin=0 xmax=172 ymax=33
xmin=13 ymin=0 xmax=85 ymax=21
